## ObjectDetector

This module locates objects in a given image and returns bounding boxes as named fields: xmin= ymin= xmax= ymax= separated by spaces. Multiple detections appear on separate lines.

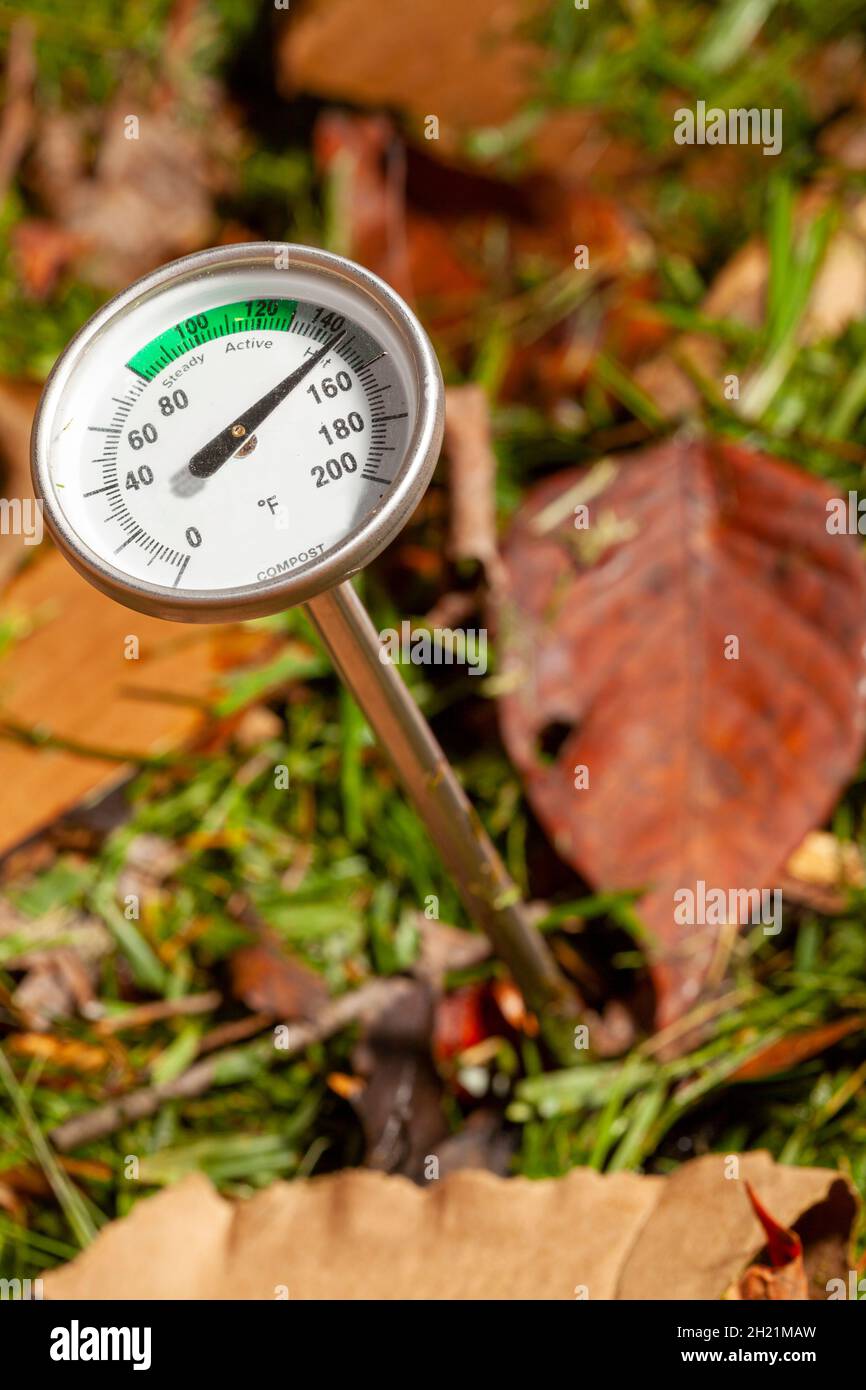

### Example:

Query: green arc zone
xmin=126 ymin=297 xmax=298 ymax=380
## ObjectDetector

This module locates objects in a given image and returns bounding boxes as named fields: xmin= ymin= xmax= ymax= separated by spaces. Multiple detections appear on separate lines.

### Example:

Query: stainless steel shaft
xmin=305 ymin=581 xmax=576 ymax=1020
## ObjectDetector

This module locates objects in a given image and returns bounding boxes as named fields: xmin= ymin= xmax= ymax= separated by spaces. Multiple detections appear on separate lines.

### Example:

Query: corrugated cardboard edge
xmin=43 ymin=1152 xmax=857 ymax=1301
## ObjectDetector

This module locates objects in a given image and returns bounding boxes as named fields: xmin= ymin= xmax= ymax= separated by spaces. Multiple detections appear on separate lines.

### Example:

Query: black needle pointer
xmin=188 ymin=330 xmax=345 ymax=478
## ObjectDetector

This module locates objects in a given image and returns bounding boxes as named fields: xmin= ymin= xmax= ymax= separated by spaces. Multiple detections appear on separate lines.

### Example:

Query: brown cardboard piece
xmin=44 ymin=1151 xmax=857 ymax=1301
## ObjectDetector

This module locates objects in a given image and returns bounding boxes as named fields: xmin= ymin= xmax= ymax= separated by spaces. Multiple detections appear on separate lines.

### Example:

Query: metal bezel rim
xmin=31 ymin=242 xmax=445 ymax=623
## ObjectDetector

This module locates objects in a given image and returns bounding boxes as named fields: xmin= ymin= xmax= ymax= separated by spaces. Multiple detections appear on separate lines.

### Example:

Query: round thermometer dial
xmin=32 ymin=244 xmax=444 ymax=621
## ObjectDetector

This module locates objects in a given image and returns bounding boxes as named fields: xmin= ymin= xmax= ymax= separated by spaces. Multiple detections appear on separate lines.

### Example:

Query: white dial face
xmin=41 ymin=263 xmax=416 ymax=597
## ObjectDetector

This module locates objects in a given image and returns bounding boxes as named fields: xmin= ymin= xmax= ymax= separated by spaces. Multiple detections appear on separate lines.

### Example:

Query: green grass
xmin=3 ymin=0 xmax=866 ymax=1286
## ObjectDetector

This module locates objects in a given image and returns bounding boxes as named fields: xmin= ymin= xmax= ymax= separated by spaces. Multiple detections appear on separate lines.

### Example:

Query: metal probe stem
xmin=305 ymin=581 xmax=578 ymax=1022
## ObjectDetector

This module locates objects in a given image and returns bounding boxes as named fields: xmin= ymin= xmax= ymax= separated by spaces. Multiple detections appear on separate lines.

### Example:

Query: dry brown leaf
xmin=802 ymin=229 xmax=866 ymax=342
xmin=728 ymin=1183 xmax=809 ymax=1301
xmin=0 ymin=19 xmax=35 ymax=200
xmin=633 ymin=241 xmax=768 ymax=414
xmin=114 ymin=833 xmax=184 ymax=922
xmin=281 ymin=0 xmax=545 ymax=143
xmin=326 ymin=1071 xmax=365 ymax=1101
xmin=633 ymin=337 xmax=722 ymax=418
xmin=616 ymin=1155 xmax=856 ymax=1302
xmin=731 ymin=1016 xmax=866 ymax=1083
xmin=314 ymin=111 xmax=412 ymax=300
xmin=122 ymin=834 xmax=183 ymax=883
xmin=412 ymin=916 xmax=490 ymax=990
xmin=433 ymin=1108 xmax=515 ymax=1177
xmin=59 ymin=102 xmax=218 ymax=289
xmin=310 ymin=107 xmax=647 ymax=390
xmin=786 ymin=831 xmax=866 ymax=890
xmin=43 ymin=1151 xmax=856 ymax=1300
xmin=1 ymin=1156 xmax=113 ymax=1202
xmin=0 ymin=902 xmax=110 ymax=965
xmin=0 ymin=1181 xmax=25 ymax=1221
xmin=528 ymin=108 xmax=645 ymax=183
xmin=801 ymin=37 xmax=866 ymax=120
xmin=274 ymin=0 xmax=668 ymax=196
xmin=11 ymin=948 xmax=98 ymax=1031
xmin=11 ymin=219 xmax=82 ymax=298
xmin=0 ymin=376 xmax=41 ymax=588
xmin=819 ymin=113 xmax=866 ymax=171
xmin=8 ymin=1030 xmax=110 ymax=1073
xmin=703 ymin=241 xmax=771 ymax=326
xmin=0 ymin=550 xmax=229 ymax=856
xmin=29 ymin=75 xmax=239 ymax=292
xmin=232 ymin=706 xmax=283 ymax=750
xmin=350 ymin=979 xmax=447 ymax=1179
xmin=1 ymin=895 xmax=109 ymax=1029
xmin=312 ymin=110 xmax=492 ymax=330
xmin=636 ymin=199 xmax=866 ymax=416
xmin=495 ymin=438 xmax=866 ymax=1024
xmin=444 ymin=385 xmax=504 ymax=587
xmin=229 ymin=939 xmax=328 ymax=1022
xmin=0 ymin=377 xmax=39 ymax=489
xmin=28 ymin=110 xmax=87 ymax=212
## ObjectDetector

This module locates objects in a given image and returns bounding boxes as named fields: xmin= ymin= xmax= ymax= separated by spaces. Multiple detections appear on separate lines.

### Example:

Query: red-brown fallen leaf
xmin=311 ymin=109 xmax=650 ymax=390
xmin=747 ymin=1184 xmax=805 ymax=1267
xmin=229 ymin=939 xmax=328 ymax=1022
xmin=0 ymin=18 xmax=35 ymax=201
xmin=8 ymin=1031 xmax=111 ymax=1073
xmin=12 ymin=219 xmax=81 ymax=298
xmin=735 ymin=1259 xmax=809 ymax=1300
xmin=282 ymin=0 xmax=545 ymax=137
xmin=326 ymin=1071 xmax=366 ymax=1101
xmin=282 ymin=0 xmax=644 ymax=190
xmin=490 ymin=978 xmax=538 ymax=1037
xmin=432 ymin=983 xmax=490 ymax=1064
xmin=444 ymin=385 xmax=505 ymax=588
xmin=819 ymin=113 xmax=866 ymax=171
xmin=312 ymin=111 xmax=486 ymax=325
xmin=0 ymin=375 xmax=41 ymax=588
xmin=636 ymin=195 xmax=866 ymax=417
xmin=0 ymin=1182 xmax=25 ymax=1222
xmin=350 ymin=979 xmax=446 ymax=1178
xmin=28 ymin=76 xmax=239 ymax=292
xmin=732 ymin=1016 xmax=866 ymax=1082
xmin=2 ymin=1155 xmax=113 ymax=1197
xmin=11 ymin=947 xmax=98 ymax=1031
xmin=731 ymin=1183 xmax=809 ymax=1301
xmin=411 ymin=915 xmax=490 ymax=989
xmin=801 ymin=37 xmax=866 ymax=120
xmin=314 ymin=111 xmax=412 ymax=300
xmin=495 ymin=438 xmax=866 ymax=1025
xmin=433 ymin=977 xmax=539 ymax=1064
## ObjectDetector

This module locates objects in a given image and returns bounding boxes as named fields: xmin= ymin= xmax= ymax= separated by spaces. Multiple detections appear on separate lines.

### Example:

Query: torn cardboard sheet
xmin=44 ymin=1151 xmax=857 ymax=1301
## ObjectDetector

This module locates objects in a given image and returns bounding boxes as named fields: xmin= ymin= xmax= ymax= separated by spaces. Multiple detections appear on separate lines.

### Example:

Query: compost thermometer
xmin=32 ymin=243 xmax=574 ymax=1021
